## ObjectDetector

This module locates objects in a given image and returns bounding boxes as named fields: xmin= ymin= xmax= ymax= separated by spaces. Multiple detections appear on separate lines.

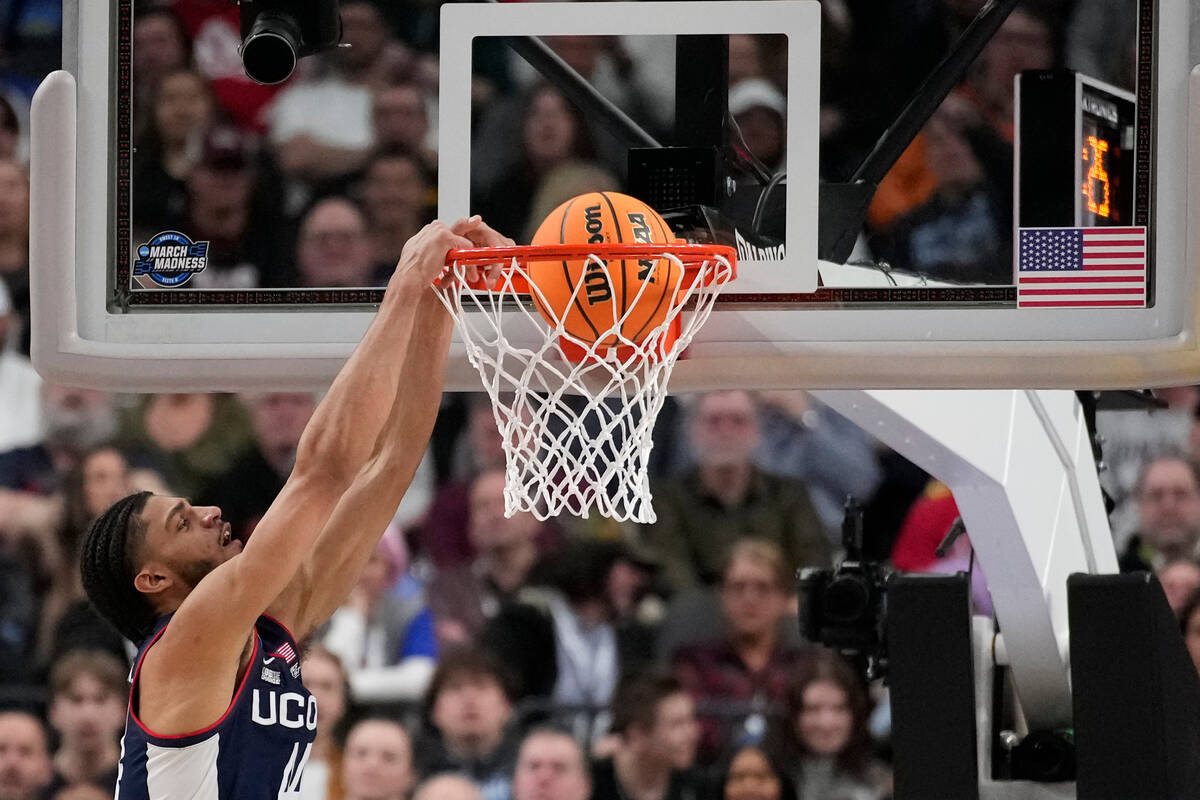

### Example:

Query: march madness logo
xmin=133 ymin=231 xmax=210 ymax=288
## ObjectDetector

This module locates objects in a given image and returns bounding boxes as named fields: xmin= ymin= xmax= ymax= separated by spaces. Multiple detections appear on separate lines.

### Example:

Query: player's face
xmin=139 ymin=496 xmax=241 ymax=592
xmin=48 ymin=674 xmax=126 ymax=752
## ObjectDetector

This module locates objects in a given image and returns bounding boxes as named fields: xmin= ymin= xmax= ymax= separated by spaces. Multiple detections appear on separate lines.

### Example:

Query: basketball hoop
xmin=436 ymin=243 xmax=736 ymax=523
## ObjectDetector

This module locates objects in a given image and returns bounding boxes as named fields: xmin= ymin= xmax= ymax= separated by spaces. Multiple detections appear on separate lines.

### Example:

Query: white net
xmin=436 ymin=248 xmax=735 ymax=523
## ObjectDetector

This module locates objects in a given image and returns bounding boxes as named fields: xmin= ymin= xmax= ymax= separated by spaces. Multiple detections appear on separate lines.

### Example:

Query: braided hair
xmin=80 ymin=491 xmax=158 ymax=642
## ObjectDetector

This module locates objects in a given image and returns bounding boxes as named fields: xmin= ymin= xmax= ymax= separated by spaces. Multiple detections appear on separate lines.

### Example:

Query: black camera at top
xmin=239 ymin=0 xmax=342 ymax=85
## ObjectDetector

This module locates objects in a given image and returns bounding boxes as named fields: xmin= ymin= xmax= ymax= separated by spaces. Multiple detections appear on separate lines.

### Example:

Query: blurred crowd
xmin=0 ymin=1 xmax=1177 ymax=800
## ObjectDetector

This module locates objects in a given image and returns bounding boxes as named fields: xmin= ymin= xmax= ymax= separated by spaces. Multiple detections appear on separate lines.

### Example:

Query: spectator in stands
xmin=44 ymin=650 xmax=126 ymax=795
xmin=117 ymin=392 xmax=253 ymax=500
xmin=673 ymin=540 xmax=808 ymax=763
xmin=37 ymin=445 xmax=131 ymax=665
xmin=728 ymin=79 xmax=786 ymax=175
xmin=0 ymin=385 xmax=120 ymax=495
xmin=867 ymin=96 xmax=1011 ymax=284
xmin=1098 ymin=388 xmax=1198 ymax=549
xmin=512 ymin=728 xmax=591 ymax=800
xmin=428 ymin=468 xmax=546 ymax=647
xmin=170 ymin=0 xmax=285 ymax=133
xmin=300 ymin=646 xmax=352 ymax=800
xmin=728 ymin=35 xmax=767 ymax=86
xmin=415 ymin=648 xmax=521 ymax=800
xmin=960 ymin=8 xmax=1056 ymax=143
xmin=133 ymin=7 xmax=191 ymax=83
xmin=296 ymin=197 xmax=381 ymax=288
xmin=168 ymin=126 xmax=281 ymax=288
xmin=322 ymin=526 xmax=437 ymax=703
xmin=644 ymin=391 xmax=830 ymax=591
xmin=0 ymin=161 xmax=30 ymax=354
xmin=132 ymin=70 xmax=215 ymax=233
xmin=47 ymin=784 xmax=112 ymax=800
xmin=1178 ymin=589 xmax=1200 ymax=674
xmin=1120 ymin=455 xmax=1200 ymax=572
xmin=1159 ymin=559 xmax=1200 ymax=615
xmin=0 ymin=98 xmax=19 ymax=162
xmin=132 ymin=7 xmax=192 ymax=129
xmin=1066 ymin=0 xmax=1137 ymax=88
xmin=520 ymin=161 xmax=619 ymax=243
xmin=268 ymin=1 xmax=410 ymax=194
xmin=717 ymin=745 xmax=797 ymax=800
xmin=0 ymin=513 xmax=44 ymax=685
xmin=474 ymin=84 xmax=597 ymax=240
xmin=415 ymin=396 xmax=511 ymax=571
xmin=481 ymin=539 xmax=657 ymax=721
xmin=415 ymin=775 xmax=484 ymax=800
xmin=774 ymin=652 xmax=889 ymax=800
xmin=749 ymin=391 xmax=882 ymax=535
xmin=360 ymin=151 xmax=434 ymax=271
xmin=0 ymin=711 xmax=53 ymax=800
xmin=372 ymin=84 xmax=437 ymax=174
xmin=198 ymin=392 xmax=316 ymax=540
xmin=341 ymin=718 xmax=416 ymax=800
xmin=0 ymin=279 xmax=39 ymax=453
xmin=590 ymin=671 xmax=701 ymax=800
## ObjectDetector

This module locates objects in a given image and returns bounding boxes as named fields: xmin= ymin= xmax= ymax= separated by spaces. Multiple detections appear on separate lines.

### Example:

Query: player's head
xmin=82 ymin=492 xmax=240 ymax=641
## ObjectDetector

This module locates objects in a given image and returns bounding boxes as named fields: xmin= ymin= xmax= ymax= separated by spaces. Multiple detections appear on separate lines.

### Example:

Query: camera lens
xmin=823 ymin=574 xmax=872 ymax=623
xmin=241 ymin=11 xmax=302 ymax=85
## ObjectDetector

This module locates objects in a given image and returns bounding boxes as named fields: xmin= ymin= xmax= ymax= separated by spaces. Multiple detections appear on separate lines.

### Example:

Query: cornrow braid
xmin=81 ymin=491 xmax=157 ymax=642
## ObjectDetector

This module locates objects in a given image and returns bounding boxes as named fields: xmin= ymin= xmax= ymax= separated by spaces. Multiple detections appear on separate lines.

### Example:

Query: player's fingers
xmin=461 ymin=217 xmax=514 ymax=249
xmin=449 ymin=215 xmax=483 ymax=237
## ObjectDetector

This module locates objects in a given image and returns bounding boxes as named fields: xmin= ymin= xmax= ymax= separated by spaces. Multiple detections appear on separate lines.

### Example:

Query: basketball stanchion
xmin=436 ymin=243 xmax=736 ymax=524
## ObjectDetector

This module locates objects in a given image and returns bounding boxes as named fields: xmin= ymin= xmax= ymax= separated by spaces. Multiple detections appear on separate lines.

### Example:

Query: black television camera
xmin=237 ymin=0 xmax=342 ymax=85
xmin=798 ymin=498 xmax=891 ymax=677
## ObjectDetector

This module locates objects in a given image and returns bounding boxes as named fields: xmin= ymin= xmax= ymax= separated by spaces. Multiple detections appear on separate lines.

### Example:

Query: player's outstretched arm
xmin=270 ymin=218 xmax=514 ymax=641
xmin=149 ymin=224 xmax=472 ymax=683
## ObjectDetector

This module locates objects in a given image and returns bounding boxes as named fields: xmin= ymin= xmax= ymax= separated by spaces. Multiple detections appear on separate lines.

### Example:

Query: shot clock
xmin=1015 ymin=70 xmax=1137 ymax=229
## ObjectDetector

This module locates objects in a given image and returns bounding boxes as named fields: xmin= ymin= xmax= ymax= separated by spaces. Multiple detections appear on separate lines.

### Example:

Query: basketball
xmin=527 ymin=192 xmax=680 ymax=346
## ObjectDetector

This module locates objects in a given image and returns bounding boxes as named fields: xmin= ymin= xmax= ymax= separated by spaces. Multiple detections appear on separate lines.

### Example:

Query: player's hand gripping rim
xmin=445 ymin=215 xmax=514 ymax=289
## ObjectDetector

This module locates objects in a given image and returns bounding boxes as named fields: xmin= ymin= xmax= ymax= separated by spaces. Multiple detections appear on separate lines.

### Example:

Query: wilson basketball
xmin=528 ymin=192 xmax=680 ymax=346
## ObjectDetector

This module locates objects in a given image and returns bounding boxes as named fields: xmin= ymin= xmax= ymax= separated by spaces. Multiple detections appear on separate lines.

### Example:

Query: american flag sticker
xmin=1016 ymin=226 xmax=1147 ymax=308
xmin=271 ymin=642 xmax=298 ymax=664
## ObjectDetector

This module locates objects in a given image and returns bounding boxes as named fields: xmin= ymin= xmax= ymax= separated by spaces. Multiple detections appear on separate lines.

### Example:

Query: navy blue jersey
xmin=117 ymin=614 xmax=317 ymax=799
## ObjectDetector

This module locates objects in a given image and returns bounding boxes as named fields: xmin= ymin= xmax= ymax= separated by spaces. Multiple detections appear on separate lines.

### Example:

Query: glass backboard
xmin=28 ymin=0 xmax=1200 ymax=391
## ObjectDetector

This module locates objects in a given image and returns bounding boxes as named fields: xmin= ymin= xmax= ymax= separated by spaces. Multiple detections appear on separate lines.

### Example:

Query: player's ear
xmin=134 ymin=566 xmax=172 ymax=596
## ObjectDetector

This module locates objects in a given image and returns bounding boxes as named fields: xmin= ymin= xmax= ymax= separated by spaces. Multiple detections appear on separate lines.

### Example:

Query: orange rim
xmin=445 ymin=243 xmax=737 ymax=291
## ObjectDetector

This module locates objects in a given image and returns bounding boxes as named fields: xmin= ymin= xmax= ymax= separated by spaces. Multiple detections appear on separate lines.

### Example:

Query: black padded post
xmin=887 ymin=572 xmax=980 ymax=800
xmin=1068 ymin=572 xmax=1200 ymax=800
